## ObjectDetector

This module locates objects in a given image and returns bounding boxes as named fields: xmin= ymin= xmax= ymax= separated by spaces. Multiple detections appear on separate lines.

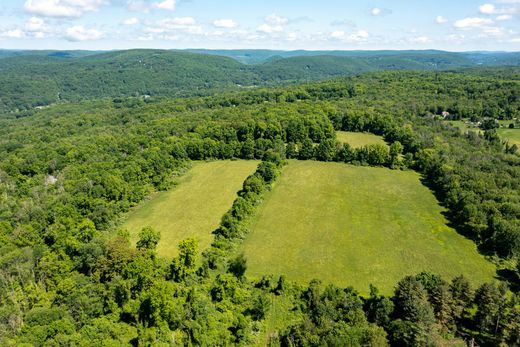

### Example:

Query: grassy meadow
xmin=336 ymin=131 xmax=387 ymax=148
xmin=241 ymin=160 xmax=496 ymax=295
xmin=498 ymin=127 xmax=520 ymax=146
xmin=447 ymin=119 xmax=520 ymax=147
xmin=122 ymin=160 xmax=258 ymax=257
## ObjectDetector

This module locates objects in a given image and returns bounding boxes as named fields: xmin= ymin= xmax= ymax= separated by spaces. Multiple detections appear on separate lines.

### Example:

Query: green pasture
xmin=336 ymin=131 xmax=387 ymax=148
xmin=241 ymin=160 xmax=496 ymax=295
xmin=122 ymin=160 xmax=258 ymax=257
xmin=498 ymin=127 xmax=520 ymax=146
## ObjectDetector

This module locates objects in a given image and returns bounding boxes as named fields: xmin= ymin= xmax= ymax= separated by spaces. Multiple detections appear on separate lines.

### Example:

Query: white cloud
xmin=143 ymin=17 xmax=203 ymax=36
xmin=65 ymin=25 xmax=103 ymax=41
xmin=182 ymin=26 xmax=203 ymax=35
xmin=480 ymin=26 xmax=506 ymax=37
xmin=0 ymin=17 xmax=55 ymax=39
xmin=1 ymin=29 xmax=26 ymax=38
xmin=330 ymin=30 xmax=345 ymax=39
xmin=495 ymin=14 xmax=513 ymax=21
xmin=24 ymin=0 xmax=106 ymax=18
xmin=446 ymin=33 xmax=465 ymax=42
xmin=265 ymin=14 xmax=288 ymax=25
xmin=330 ymin=29 xmax=369 ymax=42
xmin=152 ymin=0 xmax=176 ymax=11
xmin=371 ymin=7 xmax=381 ymax=16
xmin=257 ymin=14 xmax=288 ymax=34
xmin=26 ymin=17 xmax=45 ymax=31
xmin=213 ymin=19 xmax=237 ymax=29
xmin=136 ymin=34 xmax=153 ymax=41
xmin=162 ymin=34 xmax=180 ymax=40
xmin=287 ymin=32 xmax=298 ymax=41
xmin=168 ymin=17 xmax=196 ymax=26
xmin=479 ymin=3 xmax=496 ymax=14
xmin=257 ymin=23 xmax=283 ymax=33
xmin=479 ymin=2 xmax=519 ymax=15
xmin=496 ymin=14 xmax=513 ymax=20
xmin=127 ymin=0 xmax=149 ymax=13
xmin=353 ymin=30 xmax=369 ymax=39
xmin=436 ymin=15 xmax=448 ymax=24
xmin=454 ymin=17 xmax=494 ymax=28
xmin=122 ymin=17 xmax=140 ymax=25
xmin=410 ymin=36 xmax=430 ymax=44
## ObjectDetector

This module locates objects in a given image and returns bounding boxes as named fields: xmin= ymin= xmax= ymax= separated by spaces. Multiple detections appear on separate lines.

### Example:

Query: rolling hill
xmin=1 ymin=48 xmax=520 ymax=111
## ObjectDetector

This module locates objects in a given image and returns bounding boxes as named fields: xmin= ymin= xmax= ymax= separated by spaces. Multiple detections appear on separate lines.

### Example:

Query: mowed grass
xmin=336 ymin=131 xmax=387 ymax=148
xmin=122 ymin=160 xmax=258 ymax=257
xmin=242 ymin=161 xmax=496 ymax=295
xmin=498 ymin=127 xmax=520 ymax=146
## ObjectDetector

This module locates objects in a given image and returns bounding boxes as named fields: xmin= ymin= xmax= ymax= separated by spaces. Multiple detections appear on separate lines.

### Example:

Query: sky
xmin=0 ymin=0 xmax=519 ymax=51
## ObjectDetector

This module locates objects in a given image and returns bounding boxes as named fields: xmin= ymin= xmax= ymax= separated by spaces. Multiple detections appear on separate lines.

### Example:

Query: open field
xmin=336 ymin=131 xmax=387 ymax=148
xmin=446 ymin=120 xmax=482 ymax=134
xmin=447 ymin=120 xmax=520 ymax=147
xmin=498 ymin=127 xmax=520 ymax=146
xmin=241 ymin=161 xmax=496 ymax=295
xmin=122 ymin=160 xmax=258 ymax=257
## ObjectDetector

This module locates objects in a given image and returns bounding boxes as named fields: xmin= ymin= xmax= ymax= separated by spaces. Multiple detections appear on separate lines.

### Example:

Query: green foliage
xmin=136 ymin=226 xmax=160 ymax=252
xmin=1 ymin=66 xmax=520 ymax=346
xmin=2 ymin=49 xmax=519 ymax=112
xmin=228 ymin=253 xmax=247 ymax=279
xmin=171 ymin=238 xmax=198 ymax=281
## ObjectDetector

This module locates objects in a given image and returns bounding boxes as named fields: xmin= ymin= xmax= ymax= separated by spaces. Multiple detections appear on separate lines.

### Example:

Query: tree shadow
xmin=418 ymin=175 xmax=482 ymax=244
xmin=496 ymin=268 xmax=520 ymax=292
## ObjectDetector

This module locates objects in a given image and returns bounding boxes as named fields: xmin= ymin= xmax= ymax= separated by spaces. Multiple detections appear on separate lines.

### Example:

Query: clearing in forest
xmin=448 ymin=120 xmax=520 ymax=148
xmin=123 ymin=160 xmax=258 ymax=257
xmin=498 ymin=127 xmax=520 ymax=147
xmin=241 ymin=160 xmax=496 ymax=295
xmin=336 ymin=131 xmax=387 ymax=148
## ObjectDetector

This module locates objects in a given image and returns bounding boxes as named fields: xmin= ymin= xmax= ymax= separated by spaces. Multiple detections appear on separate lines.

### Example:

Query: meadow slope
xmin=123 ymin=160 xmax=258 ymax=257
xmin=242 ymin=160 xmax=497 ymax=294
xmin=336 ymin=131 xmax=388 ymax=148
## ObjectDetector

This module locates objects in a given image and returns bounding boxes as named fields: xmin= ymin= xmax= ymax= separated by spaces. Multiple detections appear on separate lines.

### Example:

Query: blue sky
xmin=0 ymin=0 xmax=519 ymax=51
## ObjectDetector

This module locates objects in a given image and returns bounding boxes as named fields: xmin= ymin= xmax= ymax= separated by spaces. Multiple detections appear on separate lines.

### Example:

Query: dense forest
xmin=1 ymin=67 xmax=520 ymax=346
xmin=1 ymin=49 xmax=520 ymax=112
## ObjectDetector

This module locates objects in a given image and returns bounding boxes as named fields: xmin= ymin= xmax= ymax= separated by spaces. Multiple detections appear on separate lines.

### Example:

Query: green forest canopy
xmin=0 ymin=68 xmax=519 ymax=346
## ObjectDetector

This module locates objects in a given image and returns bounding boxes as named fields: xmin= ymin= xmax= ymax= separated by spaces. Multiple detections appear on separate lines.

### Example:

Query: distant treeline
xmin=1 ymin=48 xmax=520 ymax=111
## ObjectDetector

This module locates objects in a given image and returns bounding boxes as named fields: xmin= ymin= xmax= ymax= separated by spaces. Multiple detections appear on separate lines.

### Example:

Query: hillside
xmin=1 ymin=48 xmax=520 ymax=111
xmin=188 ymin=48 xmax=520 ymax=65
xmin=123 ymin=160 xmax=258 ymax=257
xmin=0 ymin=49 xmax=260 ymax=111
xmin=242 ymin=161 xmax=496 ymax=294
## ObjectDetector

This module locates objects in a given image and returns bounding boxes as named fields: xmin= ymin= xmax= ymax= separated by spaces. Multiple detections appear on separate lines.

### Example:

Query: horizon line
xmin=1 ymin=48 xmax=520 ymax=53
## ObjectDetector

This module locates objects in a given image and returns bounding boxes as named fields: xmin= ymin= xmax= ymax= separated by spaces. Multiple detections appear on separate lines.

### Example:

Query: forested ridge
xmin=1 ymin=48 xmax=520 ymax=112
xmin=1 ymin=69 xmax=520 ymax=346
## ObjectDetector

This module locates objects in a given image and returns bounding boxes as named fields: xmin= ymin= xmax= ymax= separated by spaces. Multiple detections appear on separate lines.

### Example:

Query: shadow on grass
xmin=419 ymin=172 xmax=520 ymax=294
xmin=418 ymin=174 xmax=482 ymax=244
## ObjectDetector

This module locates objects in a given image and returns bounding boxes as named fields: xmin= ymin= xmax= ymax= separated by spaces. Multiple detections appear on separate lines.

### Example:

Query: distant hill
xmin=1 ymin=48 xmax=519 ymax=111
xmin=0 ymin=49 xmax=101 ymax=60
xmin=0 ymin=49 xmax=260 ymax=111
xmin=252 ymin=52 xmax=476 ymax=81
xmin=187 ymin=48 xmax=520 ymax=65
